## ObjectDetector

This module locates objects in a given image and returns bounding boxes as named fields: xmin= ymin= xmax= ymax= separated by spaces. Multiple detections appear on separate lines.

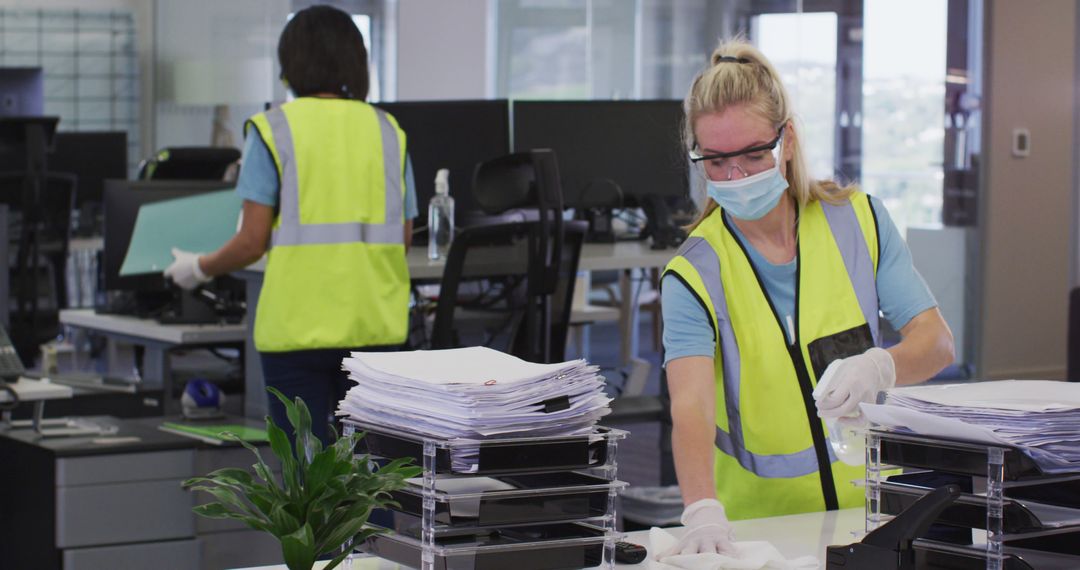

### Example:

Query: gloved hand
xmin=164 ymin=247 xmax=211 ymax=290
xmin=813 ymin=347 xmax=896 ymax=419
xmin=658 ymin=498 xmax=736 ymax=558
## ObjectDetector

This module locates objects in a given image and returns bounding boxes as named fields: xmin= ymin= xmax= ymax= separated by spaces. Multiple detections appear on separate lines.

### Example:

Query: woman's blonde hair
xmin=684 ymin=37 xmax=855 ymax=231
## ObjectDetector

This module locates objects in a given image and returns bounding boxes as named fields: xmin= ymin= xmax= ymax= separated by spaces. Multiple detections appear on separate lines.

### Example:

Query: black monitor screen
xmin=374 ymin=100 xmax=510 ymax=228
xmin=512 ymin=100 xmax=688 ymax=207
xmin=50 ymin=131 xmax=128 ymax=205
xmin=103 ymin=180 xmax=233 ymax=292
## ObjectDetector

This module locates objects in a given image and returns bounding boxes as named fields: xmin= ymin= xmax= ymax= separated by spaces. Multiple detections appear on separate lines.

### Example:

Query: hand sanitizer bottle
xmin=428 ymin=169 xmax=454 ymax=261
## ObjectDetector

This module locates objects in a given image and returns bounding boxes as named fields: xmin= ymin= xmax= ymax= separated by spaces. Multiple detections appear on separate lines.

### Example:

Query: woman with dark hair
xmin=165 ymin=5 xmax=418 ymax=444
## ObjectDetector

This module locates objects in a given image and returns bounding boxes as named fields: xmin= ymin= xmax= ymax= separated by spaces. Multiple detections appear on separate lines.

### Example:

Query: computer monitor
xmin=512 ymin=100 xmax=689 ymax=208
xmin=102 ymin=180 xmax=233 ymax=294
xmin=373 ymin=100 xmax=511 ymax=228
xmin=0 ymin=67 xmax=44 ymax=117
xmin=50 ymin=131 xmax=128 ymax=206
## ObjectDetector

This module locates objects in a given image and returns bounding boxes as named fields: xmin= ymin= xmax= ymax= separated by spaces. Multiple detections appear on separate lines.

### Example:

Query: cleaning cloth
xmin=648 ymin=527 xmax=819 ymax=569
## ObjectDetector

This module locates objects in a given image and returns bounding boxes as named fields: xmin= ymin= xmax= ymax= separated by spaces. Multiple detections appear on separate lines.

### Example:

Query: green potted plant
xmin=183 ymin=388 xmax=421 ymax=570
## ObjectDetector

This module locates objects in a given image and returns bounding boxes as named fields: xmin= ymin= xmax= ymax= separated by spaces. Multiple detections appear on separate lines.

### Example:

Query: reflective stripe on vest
xmin=671 ymin=197 xmax=879 ymax=480
xmin=265 ymin=107 xmax=403 ymax=247
xmin=821 ymin=199 xmax=880 ymax=346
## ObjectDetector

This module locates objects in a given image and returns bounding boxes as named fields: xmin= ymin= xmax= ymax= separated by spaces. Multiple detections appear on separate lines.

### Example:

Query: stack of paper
xmin=337 ymin=346 xmax=612 ymax=460
xmin=862 ymin=380 xmax=1080 ymax=474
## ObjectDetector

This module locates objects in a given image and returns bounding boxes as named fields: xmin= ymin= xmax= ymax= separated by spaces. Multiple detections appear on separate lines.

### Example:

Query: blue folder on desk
xmin=120 ymin=189 xmax=241 ymax=276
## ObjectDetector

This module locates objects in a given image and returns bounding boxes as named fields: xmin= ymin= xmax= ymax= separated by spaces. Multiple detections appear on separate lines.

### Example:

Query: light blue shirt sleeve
xmin=235 ymin=131 xmax=419 ymax=221
xmin=235 ymin=131 xmax=279 ymax=207
xmin=661 ymin=273 xmax=716 ymax=365
xmin=870 ymin=196 xmax=937 ymax=330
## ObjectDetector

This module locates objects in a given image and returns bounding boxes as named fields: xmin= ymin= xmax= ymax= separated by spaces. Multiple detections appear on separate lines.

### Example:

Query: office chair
xmin=0 ymin=171 xmax=76 ymax=361
xmin=429 ymin=149 xmax=582 ymax=364
xmin=137 ymin=146 xmax=240 ymax=180
xmin=430 ymin=220 xmax=587 ymax=363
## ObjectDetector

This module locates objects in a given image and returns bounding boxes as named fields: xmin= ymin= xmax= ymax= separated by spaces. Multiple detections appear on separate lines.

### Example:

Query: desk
xmin=0 ymin=415 xmax=283 ymax=570
xmin=233 ymin=508 xmax=865 ymax=569
xmin=58 ymin=309 xmax=247 ymax=413
xmin=237 ymin=241 xmax=675 ymax=418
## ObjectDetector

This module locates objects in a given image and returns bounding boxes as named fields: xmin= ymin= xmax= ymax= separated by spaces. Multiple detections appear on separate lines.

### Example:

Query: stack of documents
xmin=862 ymin=380 xmax=1080 ymax=474
xmin=337 ymin=346 xmax=612 ymax=445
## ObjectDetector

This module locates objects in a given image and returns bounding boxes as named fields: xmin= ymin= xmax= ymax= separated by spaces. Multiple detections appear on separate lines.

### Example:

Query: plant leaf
xmin=267 ymin=503 xmax=302 ymax=537
xmin=280 ymin=523 xmax=316 ymax=570
xmin=193 ymin=504 xmax=273 ymax=533
xmin=266 ymin=418 xmax=300 ymax=501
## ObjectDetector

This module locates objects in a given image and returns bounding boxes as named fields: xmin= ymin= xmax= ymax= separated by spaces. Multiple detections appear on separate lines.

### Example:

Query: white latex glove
xmin=658 ymin=498 xmax=736 ymax=558
xmin=813 ymin=347 xmax=896 ymax=419
xmin=163 ymin=247 xmax=210 ymax=290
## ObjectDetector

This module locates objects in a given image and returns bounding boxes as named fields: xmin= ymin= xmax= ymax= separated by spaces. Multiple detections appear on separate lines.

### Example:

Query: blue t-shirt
xmin=661 ymin=196 xmax=936 ymax=365
xmin=235 ymin=130 xmax=419 ymax=220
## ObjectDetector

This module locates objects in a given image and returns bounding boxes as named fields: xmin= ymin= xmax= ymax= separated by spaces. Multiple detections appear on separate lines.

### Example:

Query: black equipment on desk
xmin=826 ymin=485 xmax=962 ymax=570
xmin=137 ymin=146 xmax=240 ymax=181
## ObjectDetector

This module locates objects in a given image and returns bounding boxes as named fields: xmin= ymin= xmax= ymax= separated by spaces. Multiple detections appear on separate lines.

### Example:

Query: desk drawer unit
xmin=55 ymin=450 xmax=196 ymax=548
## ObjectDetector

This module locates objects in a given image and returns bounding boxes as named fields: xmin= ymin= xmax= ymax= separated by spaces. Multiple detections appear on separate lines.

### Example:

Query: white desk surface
xmin=234 ymin=508 xmax=864 ymax=570
xmin=58 ymin=309 xmax=247 ymax=345
xmin=243 ymin=241 xmax=676 ymax=280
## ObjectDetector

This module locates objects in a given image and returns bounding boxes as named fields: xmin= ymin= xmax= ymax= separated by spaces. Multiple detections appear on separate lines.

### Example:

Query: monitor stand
xmin=0 ymin=378 xmax=104 ymax=437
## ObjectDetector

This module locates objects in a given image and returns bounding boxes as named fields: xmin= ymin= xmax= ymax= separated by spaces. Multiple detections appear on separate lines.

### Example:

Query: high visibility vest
xmin=246 ymin=98 xmax=409 ymax=352
xmin=663 ymin=191 xmax=881 ymax=520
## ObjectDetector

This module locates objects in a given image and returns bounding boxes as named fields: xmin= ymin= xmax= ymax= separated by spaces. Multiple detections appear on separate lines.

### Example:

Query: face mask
xmin=705 ymin=163 xmax=789 ymax=221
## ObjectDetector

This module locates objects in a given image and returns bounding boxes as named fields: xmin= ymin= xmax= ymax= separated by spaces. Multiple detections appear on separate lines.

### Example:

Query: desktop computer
xmin=374 ymin=99 xmax=512 ymax=237
xmin=100 ymin=180 xmax=244 ymax=323
xmin=512 ymin=100 xmax=691 ymax=246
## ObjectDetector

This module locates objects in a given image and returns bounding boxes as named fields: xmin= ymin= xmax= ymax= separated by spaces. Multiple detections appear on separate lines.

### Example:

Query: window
xmin=0 ymin=8 xmax=140 ymax=175
xmin=492 ymin=0 xmax=964 ymax=236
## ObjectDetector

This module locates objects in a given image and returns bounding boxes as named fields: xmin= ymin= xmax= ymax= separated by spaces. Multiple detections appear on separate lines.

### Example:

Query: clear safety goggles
xmin=689 ymin=126 xmax=785 ymax=182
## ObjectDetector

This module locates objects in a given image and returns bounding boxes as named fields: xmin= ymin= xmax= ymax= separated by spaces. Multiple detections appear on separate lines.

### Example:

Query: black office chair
xmin=430 ymin=220 xmax=586 ymax=363
xmin=429 ymin=149 xmax=582 ymax=364
xmin=0 ymin=171 xmax=76 ymax=361
xmin=137 ymin=146 xmax=240 ymax=180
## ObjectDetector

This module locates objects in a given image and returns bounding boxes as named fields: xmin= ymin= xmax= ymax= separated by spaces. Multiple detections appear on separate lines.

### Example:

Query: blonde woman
xmin=660 ymin=38 xmax=954 ymax=555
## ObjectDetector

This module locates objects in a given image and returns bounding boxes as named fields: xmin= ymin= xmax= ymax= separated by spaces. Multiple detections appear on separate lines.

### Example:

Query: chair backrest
xmin=431 ymin=220 xmax=587 ymax=364
xmin=511 ymin=220 xmax=586 ymax=362
xmin=138 ymin=146 xmax=240 ymax=181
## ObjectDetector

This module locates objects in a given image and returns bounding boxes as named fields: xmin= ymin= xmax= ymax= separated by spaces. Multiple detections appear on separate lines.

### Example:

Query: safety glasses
xmin=689 ymin=126 xmax=785 ymax=182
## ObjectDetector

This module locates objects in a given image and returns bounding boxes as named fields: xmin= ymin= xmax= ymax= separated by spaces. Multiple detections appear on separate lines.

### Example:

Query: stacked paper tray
xmin=347 ymin=420 xmax=626 ymax=475
xmin=867 ymin=429 xmax=1080 ymax=570
xmin=875 ymin=430 xmax=1054 ymax=481
xmin=881 ymin=475 xmax=1080 ymax=534
xmin=388 ymin=472 xmax=627 ymax=528
xmin=363 ymin=522 xmax=609 ymax=570
xmin=911 ymin=541 xmax=1080 ymax=570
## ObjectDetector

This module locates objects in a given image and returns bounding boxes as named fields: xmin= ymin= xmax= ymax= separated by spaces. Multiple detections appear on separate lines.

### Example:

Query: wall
xmin=976 ymin=0 xmax=1076 ymax=379
xmin=396 ymin=0 xmax=489 ymax=100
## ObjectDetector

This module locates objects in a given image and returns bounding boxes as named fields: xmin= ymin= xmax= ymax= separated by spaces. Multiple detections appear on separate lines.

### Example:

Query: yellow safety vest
xmin=246 ymin=98 xmax=409 ymax=352
xmin=664 ymin=191 xmax=881 ymax=520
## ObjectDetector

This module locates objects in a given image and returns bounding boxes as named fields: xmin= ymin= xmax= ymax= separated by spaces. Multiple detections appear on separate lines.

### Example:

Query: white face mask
xmin=705 ymin=161 xmax=789 ymax=221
